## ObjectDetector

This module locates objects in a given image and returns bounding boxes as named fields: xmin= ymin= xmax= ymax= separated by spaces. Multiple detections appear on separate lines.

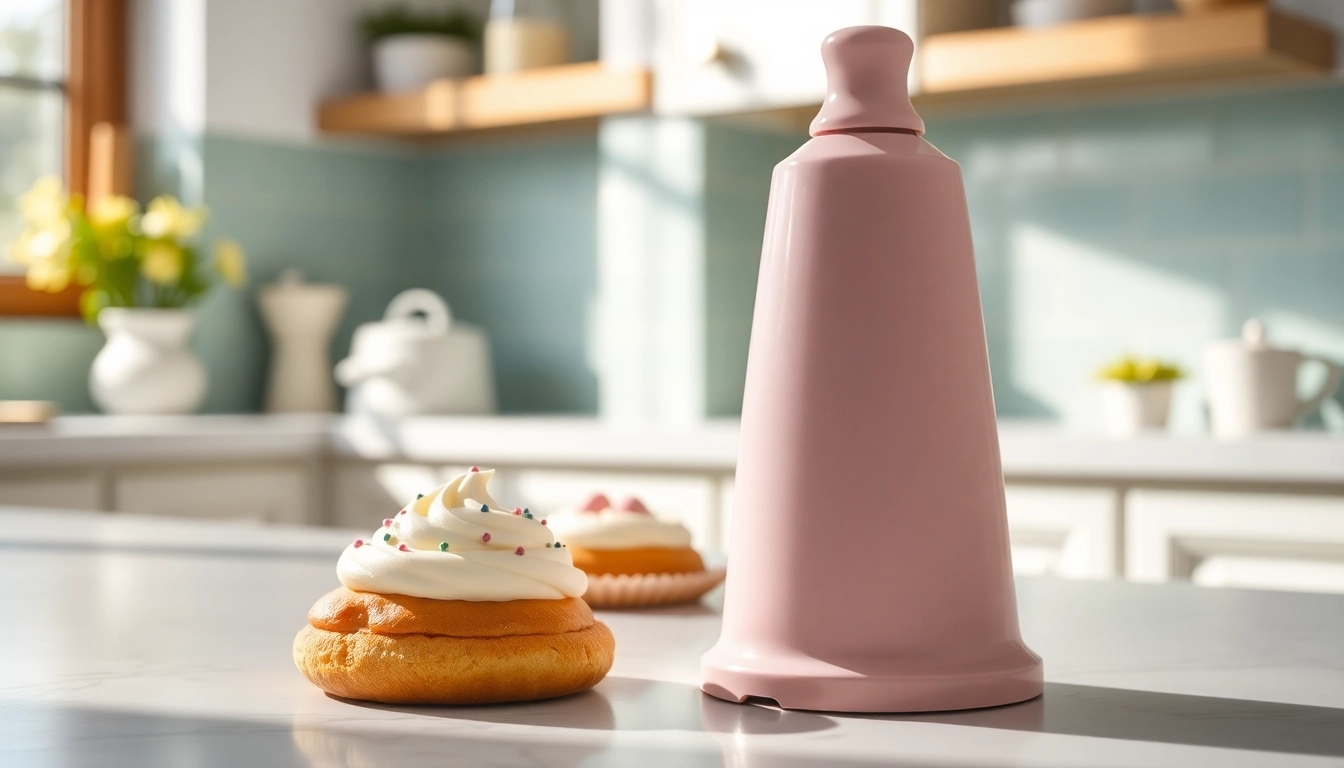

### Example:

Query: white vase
xmin=373 ymin=35 xmax=476 ymax=92
xmin=1100 ymin=380 xmax=1173 ymax=437
xmin=90 ymin=308 xmax=207 ymax=415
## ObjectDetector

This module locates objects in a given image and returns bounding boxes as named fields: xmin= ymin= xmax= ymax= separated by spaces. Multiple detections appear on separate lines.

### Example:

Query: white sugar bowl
xmin=335 ymin=289 xmax=496 ymax=417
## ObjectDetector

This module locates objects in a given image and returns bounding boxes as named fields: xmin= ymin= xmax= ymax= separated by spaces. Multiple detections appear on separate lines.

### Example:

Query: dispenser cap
xmin=809 ymin=26 xmax=924 ymax=138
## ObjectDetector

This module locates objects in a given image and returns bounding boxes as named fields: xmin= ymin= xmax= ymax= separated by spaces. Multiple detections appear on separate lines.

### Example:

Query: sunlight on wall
xmin=1008 ymin=223 xmax=1228 ymax=432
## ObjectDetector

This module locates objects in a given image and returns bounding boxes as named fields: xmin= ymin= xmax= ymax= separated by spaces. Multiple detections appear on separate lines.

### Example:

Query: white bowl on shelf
xmin=372 ymin=34 xmax=475 ymax=92
xmin=1012 ymin=0 xmax=1133 ymax=28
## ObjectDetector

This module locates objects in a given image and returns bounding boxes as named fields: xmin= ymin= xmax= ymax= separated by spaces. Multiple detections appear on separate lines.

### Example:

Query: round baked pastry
xmin=549 ymin=494 xmax=724 ymax=608
xmin=294 ymin=468 xmax=614 ymax=704
xmin=552 ymin=494 xmax=703 ymax=575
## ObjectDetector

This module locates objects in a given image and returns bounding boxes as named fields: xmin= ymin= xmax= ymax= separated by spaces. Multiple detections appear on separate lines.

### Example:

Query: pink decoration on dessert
xmin=482 ymin=533 xmax=491 ymax=543
xmin=470 ymin=466 xmax=479 ymax=472
xmin=382 ymin=518 xmax=392 ymax=527
xmin=619 ymin=496 xmax=649 ymax=514
xmin=353 ymin=540 xmax=363 ymax=548
xmin=580 ymin=492 xmax=610 ymax=512
xmin=398 ymin=544 xmax=409 ymax=552
xmin=399 ymin=510 xmax=406 ymax=515
xmin=513 ymin=508 xmax=522 ymax=515
xmin=541 ymin=519 xmax=547 ymax=526
xmin=515 ymin=547 xmax=524 ymax=556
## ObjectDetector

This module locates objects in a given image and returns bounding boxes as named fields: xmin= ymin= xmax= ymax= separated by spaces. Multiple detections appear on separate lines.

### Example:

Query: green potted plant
xmin=1096 ymin=356 xmax=1184 ymax=437
xmin=6 ymin=176 xmax=246 ymax=415
xmin=363 ymin=4 xmax=482 ymax=92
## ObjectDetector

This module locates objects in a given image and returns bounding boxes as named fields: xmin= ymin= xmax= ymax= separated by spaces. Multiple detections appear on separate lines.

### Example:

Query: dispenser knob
xmin=809 ymin=26 xmax=924 ymax=137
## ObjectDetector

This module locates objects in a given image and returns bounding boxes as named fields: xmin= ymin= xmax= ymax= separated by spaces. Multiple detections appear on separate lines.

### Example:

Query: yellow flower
xmin=88 ymin=195 xmax=139 ymax=230
xmin=140 ymin=196 xmax=206 ymax=240
xmin=213 ymin=239 xmax=247 ymax=288
xmin=25 ymin=257 xmax=72 ymax=293
xmin=141 ymin=242 xmax=182 ymax=285
xmin=18 ymin=175 xmax=68 ymax=227
xmin=9 ymin=220 xmax=72 ymax=266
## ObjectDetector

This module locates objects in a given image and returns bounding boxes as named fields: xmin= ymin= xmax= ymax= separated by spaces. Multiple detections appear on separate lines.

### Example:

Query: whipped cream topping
xmin=337 ymin=468 xmax=587 ymax=601
xmin=548 ymin=495 xmax=694 ymax=551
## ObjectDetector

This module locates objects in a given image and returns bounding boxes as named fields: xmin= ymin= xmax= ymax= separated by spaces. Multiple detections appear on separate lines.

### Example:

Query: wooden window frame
xmin=0 ymin=0 xmax=127 ymax=317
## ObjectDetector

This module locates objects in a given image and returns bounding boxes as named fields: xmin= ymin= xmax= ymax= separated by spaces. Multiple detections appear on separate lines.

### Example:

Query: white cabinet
xmin=652 ymin=0 xmax=918 ymax=116
xmin=0 ymin=471 xmax=104 ymax=511
xmin=115 ymin=465 xmax=314 ymax=524
xmin=1127 ymin=490 xmax=1344 ymax=594
xmin=1004 ymin=485 xmax=1120 ymax=579
xmin=647 ymin=0 xmax=1004 ymax=117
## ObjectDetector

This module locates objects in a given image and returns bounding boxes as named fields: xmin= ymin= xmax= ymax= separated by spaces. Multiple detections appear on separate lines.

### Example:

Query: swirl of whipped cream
xmin=547 ymin=495 xmax=693 ymax=550
xmin=337 ymin=468 xmax=587 ymax=601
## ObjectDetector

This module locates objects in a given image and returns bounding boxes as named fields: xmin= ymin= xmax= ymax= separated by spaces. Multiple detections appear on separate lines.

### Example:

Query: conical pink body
xmin=701 ymin=27 xmax=1042 ymax=713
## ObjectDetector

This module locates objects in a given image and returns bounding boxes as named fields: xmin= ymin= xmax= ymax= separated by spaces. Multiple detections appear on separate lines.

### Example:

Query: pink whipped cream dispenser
xmin=700 ymin=26 xmax=1042 ymax=713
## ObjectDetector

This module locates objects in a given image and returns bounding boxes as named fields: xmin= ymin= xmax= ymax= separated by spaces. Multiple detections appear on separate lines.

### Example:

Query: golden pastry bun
xmin=294 ymin=588 xmax=614 ymax=704
xmin=568 ymin=545 xmax=704 ymax=576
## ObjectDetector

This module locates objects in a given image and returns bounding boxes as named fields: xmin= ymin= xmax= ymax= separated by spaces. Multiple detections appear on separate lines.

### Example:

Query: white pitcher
xmin=1204 ymin=319 xmax=1341 ymax=438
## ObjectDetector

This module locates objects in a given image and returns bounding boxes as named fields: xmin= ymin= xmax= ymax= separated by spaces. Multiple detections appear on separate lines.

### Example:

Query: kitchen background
xmin=0 ymin=0 xmax=1339 ymax=430
xmin=2 ymin=0 xmax=1344 ymax=593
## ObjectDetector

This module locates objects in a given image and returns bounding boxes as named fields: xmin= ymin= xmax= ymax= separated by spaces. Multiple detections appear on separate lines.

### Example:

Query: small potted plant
xmin=1096 ymin=356 xmax=1184 ymax=437
xmin=363 ymin=4 xmax=482 ymax=92
xmin=6 ymin=176 xmax=246 ymax=415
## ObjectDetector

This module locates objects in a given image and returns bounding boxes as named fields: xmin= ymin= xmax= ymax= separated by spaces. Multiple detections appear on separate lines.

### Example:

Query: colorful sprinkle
xmin=416 ymin=493 xmax=424 ymax=499
xmin=383 ymin=533 xmax=391 ymax=542
xmin=482 ymin=532 xmax=491 ymax=543
xmin=480 ymin=504 xmax=489 ymax=513
xmin=439 ymin=542 xmax=449 ymax=551
xmin=515 ymin=547 xmax=524 ymax=556
xmin=513 ymin=508 xmax=522 ymax=516
xmin=399 ymin=510 xmax=406 ymax=515
xmin=470 ymin=466 xmax=479 ymax=472
xmin=541 ymin=519 xmax=547 ymax=526
xmin=353 ymin=539 xmax=363 ymax=548
xmin=398 ymin=544 xmax=409 ymax=552
xmin=382 ymin=518 xmax=392 ymax=527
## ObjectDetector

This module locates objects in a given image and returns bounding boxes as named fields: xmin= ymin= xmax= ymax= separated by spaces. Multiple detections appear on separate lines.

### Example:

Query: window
xmin=0 ymin=0 xmax=125 ymax=316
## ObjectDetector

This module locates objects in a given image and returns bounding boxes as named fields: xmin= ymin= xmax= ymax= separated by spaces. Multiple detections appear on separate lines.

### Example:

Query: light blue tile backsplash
xmin=4 ymin=80 xmax=1343 ymax=428
xmin=424 ymin=134 xmax=600 ymax=413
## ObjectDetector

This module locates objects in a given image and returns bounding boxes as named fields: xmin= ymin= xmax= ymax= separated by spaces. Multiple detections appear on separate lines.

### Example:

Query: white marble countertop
xmin=2 ymin=507 xmax=1343 ymax=767
xmin=1 ymin=414 xmax=1342 ymax=485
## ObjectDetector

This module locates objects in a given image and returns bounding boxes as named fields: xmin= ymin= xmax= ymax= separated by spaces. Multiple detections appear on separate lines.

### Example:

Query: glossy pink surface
xmin=701 ymin=26 xmax=1042 ymax=713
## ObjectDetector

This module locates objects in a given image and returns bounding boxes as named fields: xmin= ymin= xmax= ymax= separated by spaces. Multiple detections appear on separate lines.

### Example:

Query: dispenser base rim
xmin=700 ymin=654 xmax=1043 ymax=713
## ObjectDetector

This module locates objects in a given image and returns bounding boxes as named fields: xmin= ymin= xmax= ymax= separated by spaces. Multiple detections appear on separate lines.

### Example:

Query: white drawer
xmin=115 ymin=465 xmax=312 ymax=524
xmin=1127 ymin=489 xmax=1344 ymax=594
xmin=1005 ymin=485 xmax=1120 ymax=579
xmin=0 ymin=471 xmax=104 ymax=511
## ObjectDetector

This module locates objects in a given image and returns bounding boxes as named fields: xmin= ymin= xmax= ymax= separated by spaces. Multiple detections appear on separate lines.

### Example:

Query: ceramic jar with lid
xmin=1204 ymin=319 xmax=1341 ymax=437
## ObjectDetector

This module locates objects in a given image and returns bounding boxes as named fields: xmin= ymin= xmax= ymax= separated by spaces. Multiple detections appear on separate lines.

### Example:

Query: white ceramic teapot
xmin=1204 ymin=319 xmax=1341 ymax=438
xmin=335 ymin=289 xmax=496 ymax=417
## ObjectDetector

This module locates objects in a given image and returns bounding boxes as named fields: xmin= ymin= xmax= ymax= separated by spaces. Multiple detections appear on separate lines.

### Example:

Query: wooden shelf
xmin=318 ymin=62 xmax=652 ymax=137
xmin=917 ymin=6 xmax=1334 ymax=108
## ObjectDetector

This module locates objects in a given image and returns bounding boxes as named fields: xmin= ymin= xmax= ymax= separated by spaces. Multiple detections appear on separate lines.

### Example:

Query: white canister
xmin=484 ymin=18 xmax=570 ymax=75
xmin=258 ymin=271 xmax=348 ymax=414
xmin=1204 ymin=319 xmax=1342 ymax=438
xmin=1100 ymin=380 xmax=1173 ymax=437
xmin=335 ymin=289 xmax=496 ymax=417
xmin=373 ymin=34 xmax=476 ymax=92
